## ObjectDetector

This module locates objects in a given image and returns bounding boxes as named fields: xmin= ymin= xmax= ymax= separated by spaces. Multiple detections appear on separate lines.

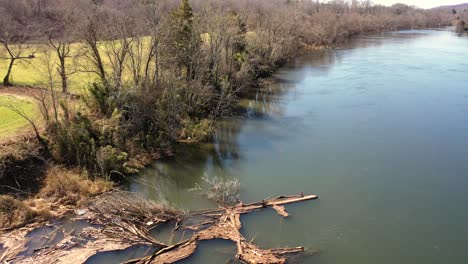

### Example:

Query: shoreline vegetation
xmin=0 ymin=0 xmax=460 ymax=263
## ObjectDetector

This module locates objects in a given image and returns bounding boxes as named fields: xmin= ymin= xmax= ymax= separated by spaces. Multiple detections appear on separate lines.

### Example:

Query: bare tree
xmin=46 ymin=8 xmax=78 ymax=94
xmin=48 ymin=38 xmax=74 ymax=94
xmin=102 ymin=11 xmax=135 ymax=88
xmin=0 ymin=15 xmax=37 ymax=86
xmin=80 ymin=7 xmax=108 ymax=86
xmin=127 ymin=2 xmax=165 ymax=87
xmin=37 ymin=48 xmax=60 ymax=123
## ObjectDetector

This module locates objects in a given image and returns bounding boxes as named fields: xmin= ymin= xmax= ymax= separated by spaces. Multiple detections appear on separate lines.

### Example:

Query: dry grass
xmin=90 ymin=191 xmax=181 ymax=227
xmin=0 ymin=195 xmax=51 ymax=230
xmin=39 ymin=166 xmax=113 ymax=206
xmin=0 ymin=165 xmax=113 ymax=231
xmin=0 ymin=138 xmax=40 ymax=161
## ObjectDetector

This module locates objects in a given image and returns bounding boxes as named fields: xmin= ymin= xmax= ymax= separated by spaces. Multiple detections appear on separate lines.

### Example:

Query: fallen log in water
xmin=1 ymin=192 xmax=318 ymax=264
xmin=124 ymin=194 xmax=318 ymax=264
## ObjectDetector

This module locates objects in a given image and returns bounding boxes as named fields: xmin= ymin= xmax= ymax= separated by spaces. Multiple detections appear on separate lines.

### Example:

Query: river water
xmin=129 ymin=29 xmax=468 ymax=264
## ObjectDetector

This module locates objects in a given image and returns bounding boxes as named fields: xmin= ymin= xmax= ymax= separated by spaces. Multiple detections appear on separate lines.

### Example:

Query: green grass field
xmin=0 ymin=33 xmax=257 ymax=94
xmin=0 ymin=43 xmax=99 ymax=94
xmin=0 ymin=39 xmax=154 ymax=94
xmin=0 ymin=95 xmax=39 ymax=139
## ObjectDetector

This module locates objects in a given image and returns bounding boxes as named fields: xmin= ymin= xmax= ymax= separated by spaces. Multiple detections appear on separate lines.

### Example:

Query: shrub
xmin=191 ymin=176 xmax=240 ymax=206
xmin=85 ymin=83 xmax=116 ymax=117
xmin=180 ymin=118 xmax=214 ymax=142
xmin=39 ymin=167 xmax=112 ymax=205
xmin=96 ymin=145 xmax=138 ymax=177
xmin=47 ymin=114 xmax=98 ymax=172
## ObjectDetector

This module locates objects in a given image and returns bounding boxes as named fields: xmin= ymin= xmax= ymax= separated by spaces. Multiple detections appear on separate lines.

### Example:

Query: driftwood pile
xmin=90 ymin=192 xmax=318 ymax=264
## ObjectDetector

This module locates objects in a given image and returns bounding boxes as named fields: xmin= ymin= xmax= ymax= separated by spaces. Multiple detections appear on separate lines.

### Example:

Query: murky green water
xmin=131 ymin=29 xmax=468 ymax=263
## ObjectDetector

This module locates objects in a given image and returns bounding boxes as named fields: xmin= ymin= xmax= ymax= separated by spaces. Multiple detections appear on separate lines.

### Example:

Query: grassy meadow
xmin=0 ymin=43 xmax=108 ymax=94
xmin=0 ymin=41 xmax=143 ymax=94
xmin=0 ymin=95 xmax=40 ymax=139
xmin=0 ymin=33 xmax=257 ymax=94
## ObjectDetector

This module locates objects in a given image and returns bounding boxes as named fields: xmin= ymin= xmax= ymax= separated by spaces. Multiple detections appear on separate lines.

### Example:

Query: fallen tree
xmin=92 ymin=192 xmax=318 ymax=264
xmin=1 ymin=192 xmax=318 ymax=264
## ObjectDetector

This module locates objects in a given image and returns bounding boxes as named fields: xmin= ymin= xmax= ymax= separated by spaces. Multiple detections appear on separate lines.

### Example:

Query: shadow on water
xmin=177 ymin=239 xmax=240 ymax=264
xmin=455 ymin=30 xmax=468 ymax=38
xmin=148 ymin=220 xmax=196 ymax=246
xmin=84 ymin=244 xmax=156 ymax=264
xmin=127 ymin=29 xmax=435 ymax=209
xmin=19 ymin=219 xmax=95 ymax=257
xmin=127 ymin=49 xmax=340 ymax=207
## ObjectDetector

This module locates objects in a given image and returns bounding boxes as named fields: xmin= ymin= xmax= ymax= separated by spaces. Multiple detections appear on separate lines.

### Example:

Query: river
xmin=128 ymin=29 xmax=468 ymax=264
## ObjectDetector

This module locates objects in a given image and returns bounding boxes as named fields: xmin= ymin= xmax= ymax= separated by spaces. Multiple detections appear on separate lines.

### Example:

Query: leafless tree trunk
xmin=81 ymin=10 xmax=108 ymax=86
xmin=48 ymin=38 xmax=74 ymax=94
xmin=0 ymin=13 xmax=38 ymax=87
xmin=3 ymin=56 xmax=15 ymax=86
xmin=39 ymin=49 xmax=60 ymax=123
xmin=1 ymin=41 xmax=36 ymax=86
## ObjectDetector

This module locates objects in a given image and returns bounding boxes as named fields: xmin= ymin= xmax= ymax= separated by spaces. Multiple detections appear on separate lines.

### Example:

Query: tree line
xmin=0 ymin=0 xmax=452 ymax=178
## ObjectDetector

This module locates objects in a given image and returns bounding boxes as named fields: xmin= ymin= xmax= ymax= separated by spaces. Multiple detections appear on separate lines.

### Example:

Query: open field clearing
xmin=0 ymin=94 xmax=39 ymax=139
xmin=0 ymin=33 xmax=257 ymax=95
xmin=0 ymin=43 xmax=102 ymax=94
xmin=0 ymin=37 xmax=163 ymax=94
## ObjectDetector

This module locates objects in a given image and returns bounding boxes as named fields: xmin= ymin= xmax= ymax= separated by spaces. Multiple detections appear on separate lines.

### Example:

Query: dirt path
xmin=0 ymin=86 xmax=47 ymax=99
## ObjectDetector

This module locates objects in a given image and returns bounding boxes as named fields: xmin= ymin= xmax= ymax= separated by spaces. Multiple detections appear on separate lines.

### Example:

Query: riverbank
xmin=0 ymin=35 xmax=372 ymax=231
xmin=0 ymin=139 xmax=112 ymax=231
